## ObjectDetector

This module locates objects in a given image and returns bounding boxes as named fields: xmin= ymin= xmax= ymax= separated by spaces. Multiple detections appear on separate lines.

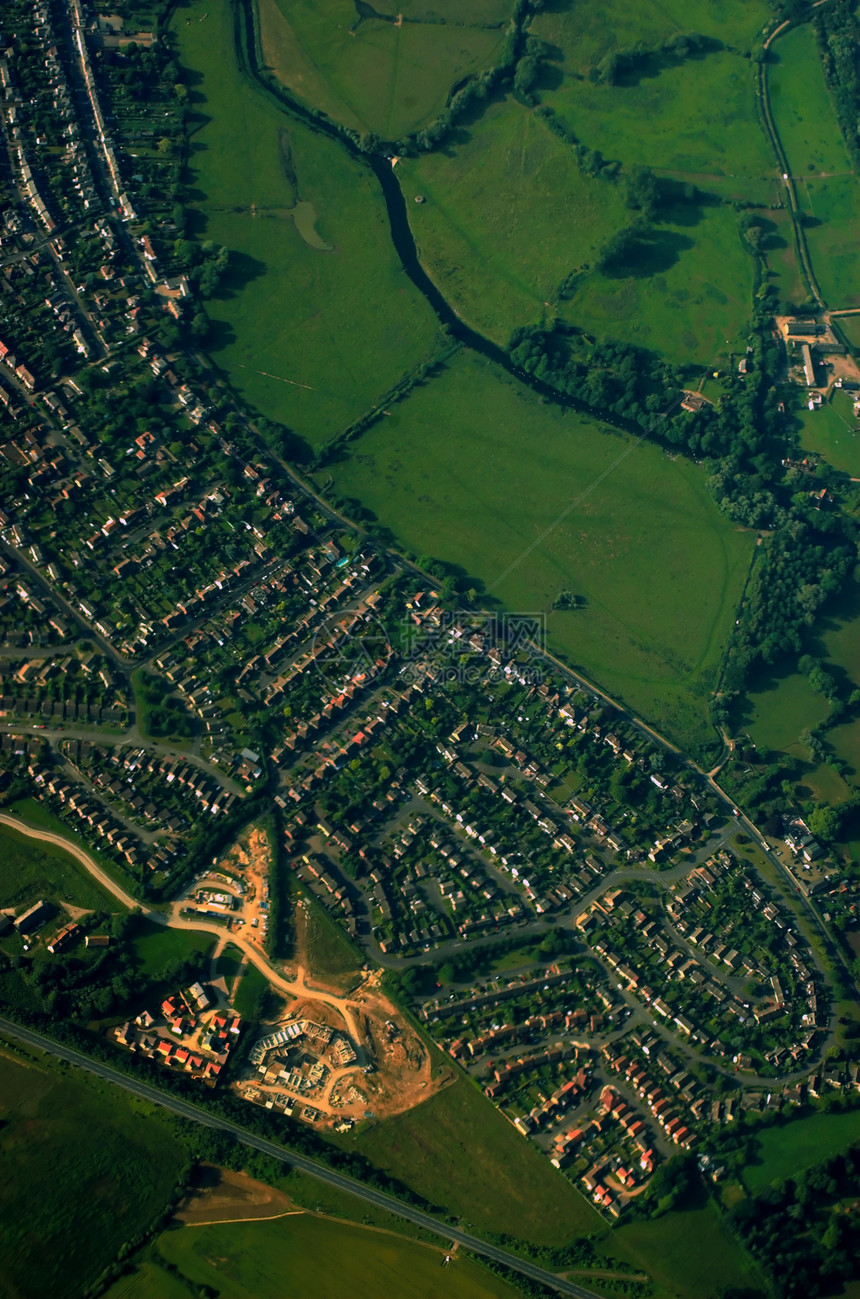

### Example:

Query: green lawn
xmin=131 ymin=1215 xmax=523 ymax=1299
xmin=745 ymin=668 xmax=830 ymax=757
xmin=173 ymin=0 xmax=443 ymax=449
xmin=744 ymin=1111 xmax=860 ymax=1191
xmin=0 ymin=822 xmax=116 ymax=912
xmin=231 ymin=959 xmax=269 ymax=1019
xmin=611 ymin=1199 xmax=762 ymax=1299
xmin=259 ymin=0 xmax=509 ymax=140
xmin=129 ymin=918 xmax=214 ymax=979
xmin=796 ymin=388 xmax=860 ymax=477
xmin=343 ymin=1074 xmax=602 ymax=1246
xmin=6 ymin=797 xmax=139 ymax=897
xmin=328 ymin=350 xmax=753 ymax=756
xmin=0 ymin=1050 xmax=186 ymax=1299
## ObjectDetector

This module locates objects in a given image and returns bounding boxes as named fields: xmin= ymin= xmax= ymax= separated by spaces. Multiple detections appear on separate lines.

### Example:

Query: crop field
xmin=328 ymin=351 xmax=752 ymax=755
xmin=796 ymin=388 xmax=860 ymax=476
xmin=0 ymin=822 xmax=115 ymax=912
xmin=0 ymin=1051 xmax=185 ymax=1299
xmin=131 ymin=1215 xmax=524 ymax=1299
xmin=173 ymin=0 xmax=442 ymax=449
xmin=344 ymin=1072 xmax=603 ymax=1245
xmin=744 ymin=1111 xmax=860 ymax=1191
xmin=611 ymin=1199 xmax=761 ymax=1298
xmin=528 ymin=0 xmax=771 ymax=73
xmin=258 ymin=0 xmax=509 ymax=140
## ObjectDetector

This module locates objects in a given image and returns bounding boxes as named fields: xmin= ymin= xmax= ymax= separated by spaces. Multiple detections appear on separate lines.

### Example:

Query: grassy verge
xmin=0 ymin=822 xmax=117 ymax=912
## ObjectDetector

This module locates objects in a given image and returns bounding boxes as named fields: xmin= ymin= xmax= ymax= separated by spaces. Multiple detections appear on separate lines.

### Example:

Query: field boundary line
xmin=181 ymin=1208 xmax=305 ymax=1228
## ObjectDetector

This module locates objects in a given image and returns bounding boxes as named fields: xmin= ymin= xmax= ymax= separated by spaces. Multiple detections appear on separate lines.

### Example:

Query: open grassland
xmin=404 ymin=95 xmax=755 ymax=361
xmin=259 ymin=0 xmax=509 ymax=139
xmin=0 ymin=1051 xmax=185 ymax=1299
xmin=564 ymin=201 xmax=754 ymax=366
xmin=744 ymin=667 xmax=829 ymax=754
xmin=744 ymin=1111 xmax=860 ymax=1191
xmin=231 ymin=959 xmax=269 ymax=1018
xmin=7 ymin=796 xmax=139 ymax=895
xmin=403 ymin=95 xmax=630 ymax=343
xmin=769 ymin=26 xmax=853 ymax=177
xmin=796 ymin=388 xmax=860 ymax=476
xmin=344 ymin=1073 xmax=605 ymax=1246
xmin=838 ymin=316 xmax=860 ymax=351
xmin=328 ymin=351 xmax=752 ymax=755
xmin=529 ymin=0 xmax=770 ymax=73
xmin=769 ymin=26 xmax=860 ymax=305
xmin=0 ymin=822 xmax=115 ymax=911
xmin=542 ymin=49 xmax=774 ymax=188
xmin=140 ymin=1215 xmax=523 ymax=1299
xmin=174 ymin=0 xmax=442 ymax=449
xmin=611 ymin=1200 xmax=761 ymax=1299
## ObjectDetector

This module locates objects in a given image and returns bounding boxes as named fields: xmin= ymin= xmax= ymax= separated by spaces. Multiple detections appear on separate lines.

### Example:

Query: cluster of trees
xmin=135 ymin=669 xmax=195 ymax=740
xmin=730 ymin=1148 xmax=860 ymax=1298
xmin=589 ymin=33 xmax=724 ymax=86
xmin=815 ymin=0 xmax=860 ymax=170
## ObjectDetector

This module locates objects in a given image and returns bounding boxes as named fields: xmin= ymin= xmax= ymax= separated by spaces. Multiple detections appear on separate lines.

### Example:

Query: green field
xmin=745 ymin=668 xmax=830 ymax=756
xmin=301 ymin=891 xmax=362 ymax=990
xmin=403 ymin=95 xmax=630 ymax=343
xmin=344 ymin=1074 xmax=602 ymax=1245
xmin=769 ymin=25 xmax=860 ymax=306
xmin=259 ymin=0 xmax=509 ymax=139
xmin=328 ymin=350 xmax=753 ymax=755
xmin=6 ymin=798 xmax=139 ymax=896
xmin=0 ymin=822 xmax=116 ymax=912
xmin=231 ymin=958 xmax=269 ymax=1018
xmin=796 ymin=388 xmax=860 ymax=476
xmin=129 ymin=918 xmax=215 ymax=978
xmin=115 ymin=1215 xmax=523 ymax=1299
xmin=404 ymin=92 xmax=755 ymax=362
xmin=611 ymin=1199 xmax=762 ymax=1299
xmin=744 ymin=1111 xmax=860 ymax=1191
xmin=0 ymin=1049 xmax=186 ymax=1299
xmin=837 ymin=316 xmax=860 ymax=352
xmin=529 ymin=0 xmax=771 ymax=72
xmin=173 ymin=0 xmax=443 ymax=449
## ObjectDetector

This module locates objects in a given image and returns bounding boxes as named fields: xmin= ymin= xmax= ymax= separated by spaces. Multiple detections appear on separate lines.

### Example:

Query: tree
xmin=809 ymin=803 xmax=843 ymax=841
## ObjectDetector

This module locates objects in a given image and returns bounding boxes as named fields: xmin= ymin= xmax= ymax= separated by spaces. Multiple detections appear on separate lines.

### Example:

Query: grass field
xmin=328 ymin=350 xmax=753 ymax=755
xmin=344 ymin=1074 xmax=603 ymax=1245
xmin=403 ymin=94 xmax=630 ymax=343
xmin=837 ymin=316 xmax=860 ymax=351
xmin=132 ymin=1215 xmax=524 ymax=1299
xmin=529 ymin=0 xmax=771 ymax=73
xmin=259 ymin=0 xmax=509 ymax=140
xmin=744 ymin=1110 xmax=860 ymax=1191
xmin=7 ymin=797 xmax=139 ymax=896
xmin=0 ymin=822 xmax=115 ymax=912
xmin=129 ymin=918 xmax=214 ymax=978
xmin=769 ymin=25 xmax=860 ymax=306
xmin=300 ymin=891 xmax=362 ymax=990
xmin=611 ymin=1199 xmax=761 ymax=1299
xmin=231 ymin=959 xmax=269 ymax=1018
xmin=796 ymin=388 xmax=860 ymax=476
xmin=404 ymin=92 xmax=755 ymax=362
xmin=745 ymin=667 xmax=830 ymax=756
xmin=173 ymin=0 xmax=443 ymax=449
xmin=0 ymin=1050 xmax=186 ymax=1299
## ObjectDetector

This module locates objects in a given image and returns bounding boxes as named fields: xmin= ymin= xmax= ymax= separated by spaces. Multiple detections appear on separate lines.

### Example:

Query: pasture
xmin=346 ymin=1073 xmax=602 ymax=1245
xmin=129 ymin=917 xmax=215 ymax=979
xmin=404 ymin=93 xmax=630 ymax=343
xmin=743 ymin=1110 xmax=860 ymax=1191
xmin=528 ymin=0 xmax=771 ymax=72
xmin=328 ymin=351 xmax=752 ymax=756
xmin=611 ymin=1199 xmax=762 ymax=1298
xmin=142 ymin=1215 xmax=523 ymax=1299
xmin=259 ymin=0 xmax=509 ymax=140
xmin=0 ymin=1051 xmax=185 ymax=1299
xmin=801 ymin=176 xmax=860 ymax=308
xmin=300 ymin=890 xmax=362 ymax=991
xmin=173 ymin=0 xmax=442 ymax=449
xmin=0 ymin=822 xmax=115 ymax=912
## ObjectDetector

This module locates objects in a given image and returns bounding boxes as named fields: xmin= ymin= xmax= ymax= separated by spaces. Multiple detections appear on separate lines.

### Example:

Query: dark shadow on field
xmin=535 ymin=61 xmax=564 ymax=95
xmin=608 ymin=36 xmax=725 ymax=89
xmin=538 ymin=0 xmax=574 ymax=12
xmin=206 ymin=318 xmax=238 ymax=352
xmin=210 ymin=250 xmax=268 ymax=301
xmin=603 ymin=228 xmax=693 ymax=277
xmin=756 ymin=217 xmax=787 ymax=252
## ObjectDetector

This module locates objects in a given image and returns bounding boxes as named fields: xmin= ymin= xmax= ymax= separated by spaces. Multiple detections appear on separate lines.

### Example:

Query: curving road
xmin=0 ymin=1016 xmax=603 ymax=1299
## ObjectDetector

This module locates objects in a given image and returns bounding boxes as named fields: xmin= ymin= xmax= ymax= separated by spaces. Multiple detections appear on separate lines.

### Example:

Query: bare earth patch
xmin=175 ymin=1164 xmax=300 ymax=1226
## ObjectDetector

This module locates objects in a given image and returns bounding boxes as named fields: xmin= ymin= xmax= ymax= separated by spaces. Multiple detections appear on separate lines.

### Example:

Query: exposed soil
xmin=174 ymin=1163 xmax=299 ymax=1226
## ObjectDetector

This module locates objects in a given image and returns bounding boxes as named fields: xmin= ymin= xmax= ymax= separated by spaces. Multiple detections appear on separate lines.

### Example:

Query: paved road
xmin=0 ymin=1016 xmax=603 ymax=1299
